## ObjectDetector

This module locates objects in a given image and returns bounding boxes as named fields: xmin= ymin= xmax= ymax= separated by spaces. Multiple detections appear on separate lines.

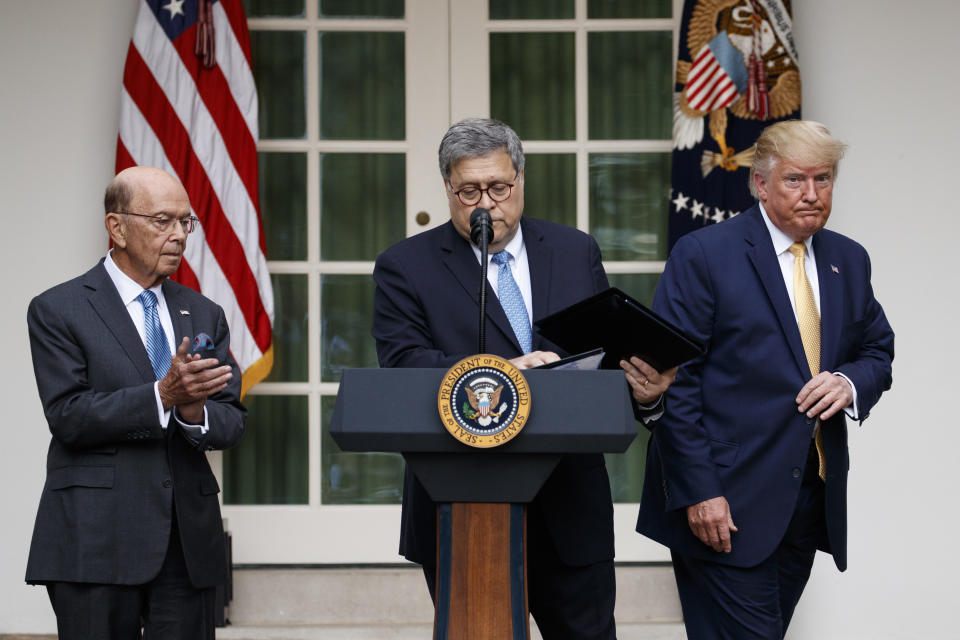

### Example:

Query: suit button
xmin=792 ymin=468 xmax=801 ymax=479
xmin=162 ymin=479 xmax=172 ymax=488
xmin=805 ymin=417 xmax=814 ymax=425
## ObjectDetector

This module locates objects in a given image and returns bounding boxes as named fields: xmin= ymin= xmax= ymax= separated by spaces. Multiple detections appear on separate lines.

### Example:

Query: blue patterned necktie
xmin=491 ymin=251 xmax=532 ymax=354
xmin=138 ymin=290 xmax=172 ymax=380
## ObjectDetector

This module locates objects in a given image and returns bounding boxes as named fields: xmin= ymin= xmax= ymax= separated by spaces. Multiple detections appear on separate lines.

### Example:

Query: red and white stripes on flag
xmin=685 ymin=45 xmax=739 ymax=113
xmin=117 ymin=0 xmax=273 ymax=397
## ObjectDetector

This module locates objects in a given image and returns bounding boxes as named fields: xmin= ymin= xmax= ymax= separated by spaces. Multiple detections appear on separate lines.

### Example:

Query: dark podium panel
xmin=330 ymin=367 xmax=638 ymax=640
xmin=331 ymin=368 xmax=637 ymax=453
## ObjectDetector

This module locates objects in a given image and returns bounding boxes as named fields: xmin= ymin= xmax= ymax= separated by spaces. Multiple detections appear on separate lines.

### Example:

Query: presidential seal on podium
xmin=437 ymin=354 xmax=531 ymax=448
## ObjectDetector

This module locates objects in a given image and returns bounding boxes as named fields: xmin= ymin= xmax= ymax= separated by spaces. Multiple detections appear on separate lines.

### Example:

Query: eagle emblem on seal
xmin=463 ymin=378 xmax=506 ymax=427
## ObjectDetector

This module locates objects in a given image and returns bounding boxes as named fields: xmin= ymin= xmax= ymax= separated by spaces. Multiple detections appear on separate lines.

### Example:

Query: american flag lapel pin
xmin=831 ymin=265 xmax=840 ymax=274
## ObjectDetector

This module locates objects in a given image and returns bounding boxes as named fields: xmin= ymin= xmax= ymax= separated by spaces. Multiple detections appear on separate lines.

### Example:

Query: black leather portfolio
xmin=533 ymin=287 xmax=705 ymax=372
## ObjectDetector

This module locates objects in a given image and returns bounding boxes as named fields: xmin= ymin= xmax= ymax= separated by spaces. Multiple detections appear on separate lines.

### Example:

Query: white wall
xmin=1 ymin=0 xmax=956 ymax=635
xmin=0 ymin=1 xmax=139 ymax=631
xmin=787 ymin=1 xmax=959 ymax=638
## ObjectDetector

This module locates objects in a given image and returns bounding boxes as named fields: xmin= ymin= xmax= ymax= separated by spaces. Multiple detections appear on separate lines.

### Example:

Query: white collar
xmin=497 ymin=224 xmax=525 ymax=261
xmin=470 ymin=223 xmax=526 ymax=262
xmin=104 ymin=250 xmax=164 ymax=305
xmin=758 ymin=202 xmax=813 ymax=257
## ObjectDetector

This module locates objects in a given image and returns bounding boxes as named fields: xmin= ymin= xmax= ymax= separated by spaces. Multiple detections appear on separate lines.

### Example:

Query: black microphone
xmin=469 ymin=207 xmax=492 ymax=246
xmin=470 ymin=208 xmax=492 ymax=353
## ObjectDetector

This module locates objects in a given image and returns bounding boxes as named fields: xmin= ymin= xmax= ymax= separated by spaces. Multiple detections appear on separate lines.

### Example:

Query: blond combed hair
xmin=749 ymin=120 xmax=847 ymax=198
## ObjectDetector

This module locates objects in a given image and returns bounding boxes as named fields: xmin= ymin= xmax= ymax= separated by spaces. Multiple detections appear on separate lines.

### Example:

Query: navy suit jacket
xmin=372 ymin=218 xmax=615 ymax=567
xmin=25 ymin=260 xmax=246 ymax=588
xmin=637 ymin=206 xmax=893 ymax=571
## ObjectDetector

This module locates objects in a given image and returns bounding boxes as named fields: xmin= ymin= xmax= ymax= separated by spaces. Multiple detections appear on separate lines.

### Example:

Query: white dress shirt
xmin=758 ymin=204 xmax=859 ymax=419
xmin=470 ymin=226 xmax=534 ymax=323
xmin=104 ymin=251 xmax=209 ymax=434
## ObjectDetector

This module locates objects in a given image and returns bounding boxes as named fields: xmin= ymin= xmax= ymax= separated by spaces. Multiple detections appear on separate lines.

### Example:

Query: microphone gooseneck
xmin=470 ymin=208 xmax=492 ymax=353
xmin=469 ymin=207 xmax=492 ymax=246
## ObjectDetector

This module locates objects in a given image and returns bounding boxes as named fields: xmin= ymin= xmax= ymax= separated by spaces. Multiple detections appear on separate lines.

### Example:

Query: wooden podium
xmin=330 ymin=367 xmax=637 ymax=640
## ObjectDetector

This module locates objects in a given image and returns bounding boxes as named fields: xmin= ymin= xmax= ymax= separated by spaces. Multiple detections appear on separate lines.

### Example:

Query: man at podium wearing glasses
xmin=372 ymin=118 xmax=675 ymax=639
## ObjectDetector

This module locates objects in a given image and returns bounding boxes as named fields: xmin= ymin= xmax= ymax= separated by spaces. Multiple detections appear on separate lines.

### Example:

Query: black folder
xmin=533 ymin=287 xmax=705 ymax=372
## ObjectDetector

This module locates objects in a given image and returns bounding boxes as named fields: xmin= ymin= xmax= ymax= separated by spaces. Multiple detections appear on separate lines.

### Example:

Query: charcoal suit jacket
xmin=25 ymin=260 xmax=246 ymax=588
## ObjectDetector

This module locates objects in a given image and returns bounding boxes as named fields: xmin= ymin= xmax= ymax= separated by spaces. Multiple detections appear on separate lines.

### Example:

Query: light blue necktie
xmin=491 ymin=251 xmax=532 ymax=354
xmin=138 ymin=290 xmax=172 ymax=380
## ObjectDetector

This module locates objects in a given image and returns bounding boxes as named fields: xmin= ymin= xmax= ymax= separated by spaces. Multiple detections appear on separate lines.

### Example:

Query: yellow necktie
xmin=788 ymin=242 xmax=826 ymax=482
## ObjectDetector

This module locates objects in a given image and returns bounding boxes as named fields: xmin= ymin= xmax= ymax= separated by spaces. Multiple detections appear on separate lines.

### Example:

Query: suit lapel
xmin=523 ymin=219 xmax=552 ymax=323
xmin=742 ymin=207 xmax=811 ymax=378
xmin=523 ymin=219 xmax=554 ymax=351
xmin=438 ymin=221 xmax=521 ymax=353
xmin=812 ymin=233 xmax=843 ymax=372
xmin=83 ymin=263 xmax=156 ymax=383
xmin=163 ymin=280 xmax=194 ymax=354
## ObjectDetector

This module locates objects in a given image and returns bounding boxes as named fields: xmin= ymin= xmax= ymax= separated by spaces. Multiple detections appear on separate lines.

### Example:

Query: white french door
xmin=218 ymin=0 xmax=676 ymax=564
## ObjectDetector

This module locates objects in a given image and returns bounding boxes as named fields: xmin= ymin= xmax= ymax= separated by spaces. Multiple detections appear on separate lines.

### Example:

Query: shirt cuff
xmin=175 ymin=406 xmax=210 ymax=447
xmin=636 ymin=395 xmax=665 ymax=424
xmin=153 ymin=381 xmax=171 ymax=429
xmin=175 ymin=405 xmax=210 ymax=434
xmin=833 ymin=372 xmax=859 ymax=420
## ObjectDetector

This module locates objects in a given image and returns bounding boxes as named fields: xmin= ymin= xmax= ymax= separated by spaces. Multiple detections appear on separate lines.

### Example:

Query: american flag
xmin=685 ymin=32 xmax=746 ymax=113
xmin=116 ymin=0 xmax=274 ymax=397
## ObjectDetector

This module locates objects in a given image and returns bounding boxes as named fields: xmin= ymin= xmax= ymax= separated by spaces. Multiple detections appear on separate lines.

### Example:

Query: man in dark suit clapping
xmin=25 ymin=166 xmax=246 ymax=639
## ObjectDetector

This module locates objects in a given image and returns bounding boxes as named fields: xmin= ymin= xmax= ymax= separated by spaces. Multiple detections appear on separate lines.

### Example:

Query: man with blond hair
xmin=637 ymin=120 xmax=894 ymax=638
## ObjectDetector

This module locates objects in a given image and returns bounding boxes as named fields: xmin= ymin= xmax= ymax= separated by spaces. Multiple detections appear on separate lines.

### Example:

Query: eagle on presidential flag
xmin=669 ymin=0 xmax=801 ymax=249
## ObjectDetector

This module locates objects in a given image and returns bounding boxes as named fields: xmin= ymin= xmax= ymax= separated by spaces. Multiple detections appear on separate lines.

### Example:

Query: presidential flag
xmin=116 ymin=0 xmax=273 ymax=397
xmin=669 ymin=0 xmax=801 ymax=250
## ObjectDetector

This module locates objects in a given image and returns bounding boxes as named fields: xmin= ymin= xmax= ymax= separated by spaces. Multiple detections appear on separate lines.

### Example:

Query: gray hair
xmin=438 ymin=118 xmax=525 ymax=180
xmin=104 ymin=173 xmax=135 ymax=214
xmin=749 ymin=120 xmax=847 ymax=198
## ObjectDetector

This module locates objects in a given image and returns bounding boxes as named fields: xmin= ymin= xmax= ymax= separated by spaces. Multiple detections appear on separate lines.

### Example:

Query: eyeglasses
xmin=449 ymin=180 xmax=516 ymax=206
xmin=117 ymin=211 xmax=200 ymax=234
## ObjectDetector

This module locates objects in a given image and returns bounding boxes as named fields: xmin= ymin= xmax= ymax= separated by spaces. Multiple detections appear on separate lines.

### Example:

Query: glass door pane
xmin=588 ymin=0 xmax=671 ymax=19
xmin=250 ymin=30 xmax=306 ymax=139
xmin=523 ymin=153 xmax=576 ymax=227
xmin=490 ymin=32 xmax=576 ymax=140
xmin=589 ymin=152 xmax=671 ymax=261
xmin=319 ymin=154 xmax=406 ymax=261
xmin=489 ymin=0 xmax=573 ymax=19
xmin=319 ymin=31 xmax=405 ymax=140
xmin=243 ymin=0 xmax=305 ymax=18
xmin=588 ymin=31 xmax=672 ymax=140
xmin=319 ymin=0 xmax=404 ymax=18
xmin=259 ymin=153 xmax=308 ymax=261
xmin=223 ymin=394 xmax=309 ymax=504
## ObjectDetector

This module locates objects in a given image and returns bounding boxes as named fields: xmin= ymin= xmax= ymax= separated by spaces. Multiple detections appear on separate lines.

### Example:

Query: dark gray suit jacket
xmin=25 ymin=260 xmax=246 ymax=588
